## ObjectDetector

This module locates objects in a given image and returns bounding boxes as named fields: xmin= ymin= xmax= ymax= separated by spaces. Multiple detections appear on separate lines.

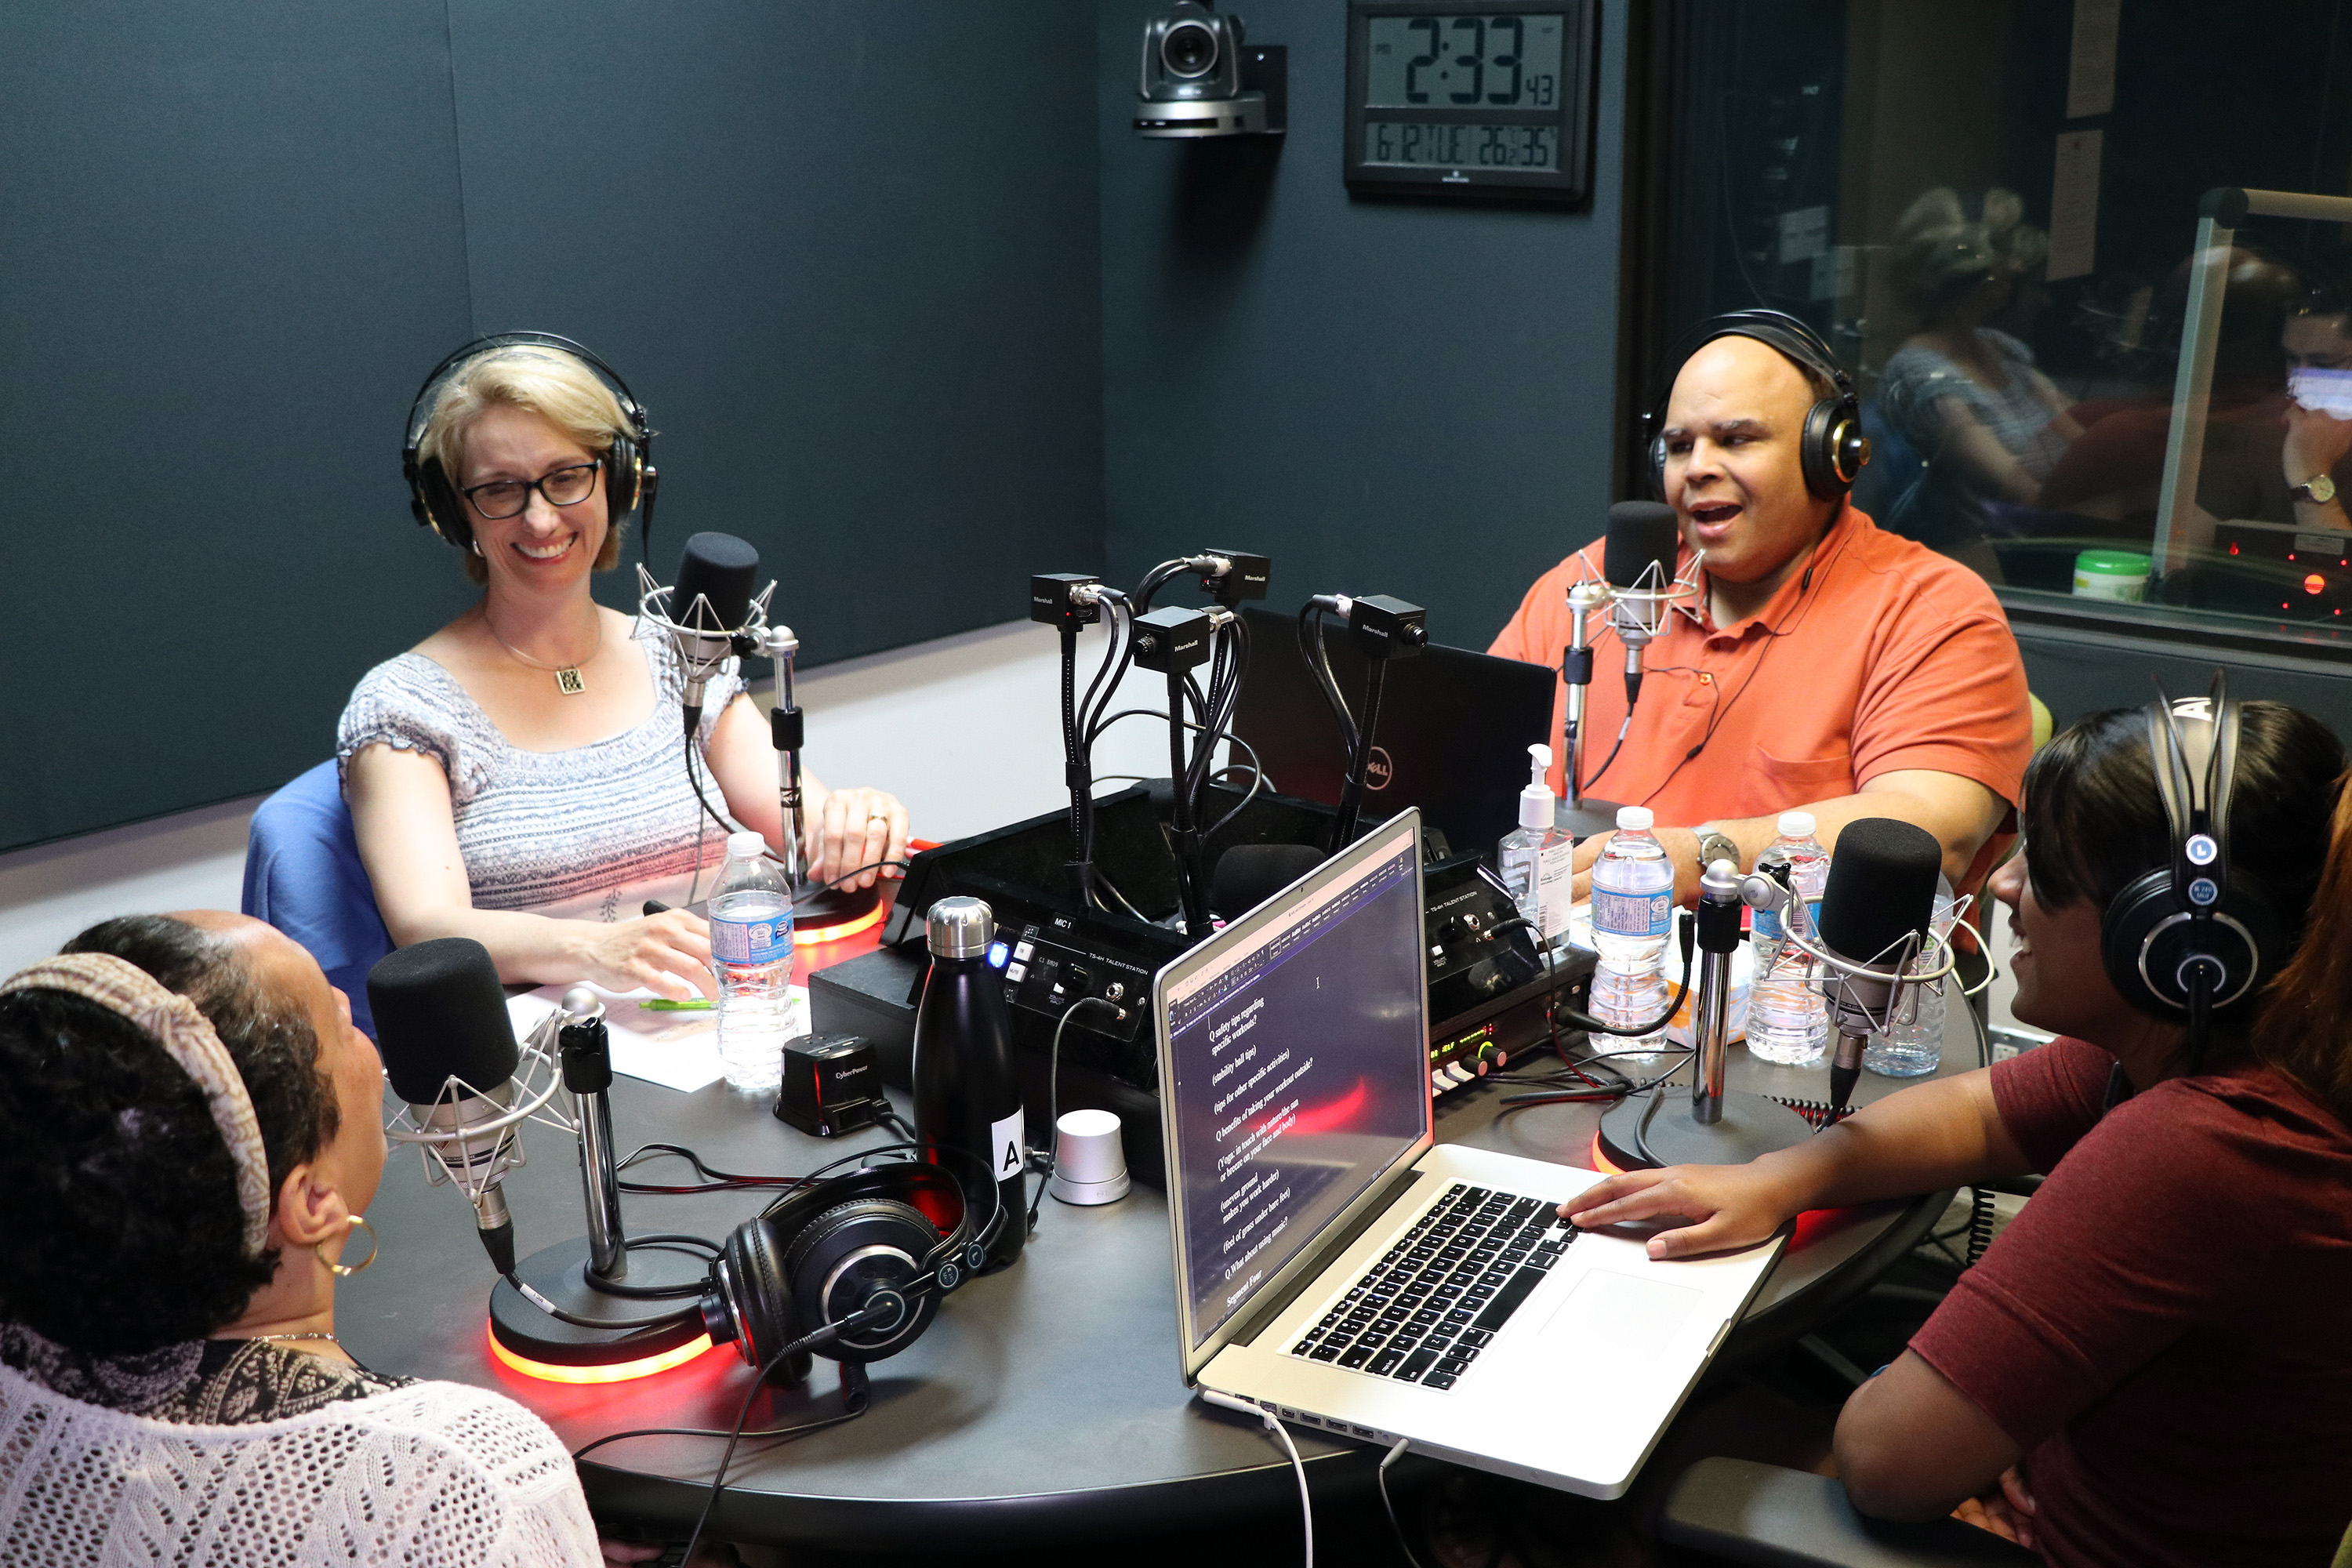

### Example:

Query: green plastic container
xmin=2073 ymin=549 xmax=2151 ymax=602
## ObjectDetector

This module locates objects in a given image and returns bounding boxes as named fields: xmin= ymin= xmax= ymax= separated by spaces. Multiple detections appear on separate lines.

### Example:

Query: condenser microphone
xmin=369 ymin=938 xmax=528 ymax=1276
xmin=1602 ymin=501 xmax=1686 ymax=713
xmin=1604 ymin=500 xmax=1682 ymax=595
xmin=655 ymin=532 xmax=763 ymax=735
xmin=1812 ymin=818 xmax=1942 ymax=1113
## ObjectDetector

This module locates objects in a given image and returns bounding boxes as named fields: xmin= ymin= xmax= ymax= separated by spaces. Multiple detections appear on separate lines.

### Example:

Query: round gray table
xmin=340 ymin=1020 xmax=1970 ymax=1549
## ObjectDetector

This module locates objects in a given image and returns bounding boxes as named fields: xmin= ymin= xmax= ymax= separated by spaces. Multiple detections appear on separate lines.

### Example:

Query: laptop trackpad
xmin=1543 ymin=1269 xmax=1701 ymax=1365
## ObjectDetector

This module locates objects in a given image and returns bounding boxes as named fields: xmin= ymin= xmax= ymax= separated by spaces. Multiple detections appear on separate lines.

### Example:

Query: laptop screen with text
xmin=1162 ymin=820 xmax=1431 ymax=1354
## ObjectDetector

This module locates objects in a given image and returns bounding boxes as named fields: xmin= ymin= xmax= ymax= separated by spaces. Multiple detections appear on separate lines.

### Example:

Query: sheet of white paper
xmin=516 ymin=982 xmax=810 ymax=1094
xmin=2067 ymin=0 xmax=2120 ymax=119
xmin=2048 ymin=129 xmax=2103 ymax=282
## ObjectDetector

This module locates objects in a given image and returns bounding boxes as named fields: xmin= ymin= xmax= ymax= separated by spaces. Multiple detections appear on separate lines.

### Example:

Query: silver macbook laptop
xmin=1155 ymin=810 xmax=1783 ymax=1498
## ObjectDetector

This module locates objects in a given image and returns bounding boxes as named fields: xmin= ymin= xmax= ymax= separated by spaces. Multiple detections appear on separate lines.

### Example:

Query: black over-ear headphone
xmin=520 ymin=1144 xmax=1000 ymax=1392
xmin=2098 ymin=673 xmax=2284 ymax=1060
xmin=401 ymin=332 xmax=659 ymax=557
xmin=1645 ymin=309 xmax=1871 ymax=503
xmin=701 ymin=1157 xmax=986 ymax=1377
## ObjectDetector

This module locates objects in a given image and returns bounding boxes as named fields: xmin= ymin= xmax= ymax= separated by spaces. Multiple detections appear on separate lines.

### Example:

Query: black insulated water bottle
xmin=911 ymin=896 xmax=1025 ymax=1269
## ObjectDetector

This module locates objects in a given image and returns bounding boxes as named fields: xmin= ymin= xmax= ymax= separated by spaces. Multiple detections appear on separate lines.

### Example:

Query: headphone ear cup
xmin=721 ymin=1217 xmax=816 ymax=1385
xmin=604 ymin=433 xmax=641 ymax=528
xmin=1800 ymin=398 xmax=1844 ymax=500
xmin=1834 ymin=408 xmax=1871 ymax=486
xmin=412 ymin=456 xmax=472 ymax=551
xmin=2101 ymin=868 xmax=2281 ymax=1016
xmin=782 ymin=1196 xmax=943 ymax=1365
xmin=2100 ymin=868 xmax=2184 ymax=1015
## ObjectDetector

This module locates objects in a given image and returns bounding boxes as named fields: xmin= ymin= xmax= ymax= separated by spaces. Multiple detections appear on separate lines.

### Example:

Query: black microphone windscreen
xmin=1815 ymin=818 xmax=1942 ymax=967
xmin=673 ymin=532 xmax=760 ymax=633
xmin=368 ymin=938 xmax=522 ymax=1105
xmin=1604 ymin=502 xmax=1681 ymax=588
xmin=1212 ymin=844 xmax=1328 ymax=920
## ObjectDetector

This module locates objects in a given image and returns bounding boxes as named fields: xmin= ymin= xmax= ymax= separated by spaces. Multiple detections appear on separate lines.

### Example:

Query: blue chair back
xmin=241 ymin=761 xmax=392 ymax=1038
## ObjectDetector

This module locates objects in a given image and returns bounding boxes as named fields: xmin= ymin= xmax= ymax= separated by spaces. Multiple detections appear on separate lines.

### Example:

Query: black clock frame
xmin=1343 ymin=0 xmax=1597 ymax=206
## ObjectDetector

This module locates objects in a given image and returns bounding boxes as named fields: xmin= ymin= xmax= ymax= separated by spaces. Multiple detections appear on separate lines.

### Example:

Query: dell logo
xmin=1366 ymin=747 xmax=1393 ymax=789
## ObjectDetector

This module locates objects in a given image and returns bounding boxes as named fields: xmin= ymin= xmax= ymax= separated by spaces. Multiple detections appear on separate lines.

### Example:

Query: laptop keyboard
xmin=1287 ymin=1183 xmax=1577 ymax=1392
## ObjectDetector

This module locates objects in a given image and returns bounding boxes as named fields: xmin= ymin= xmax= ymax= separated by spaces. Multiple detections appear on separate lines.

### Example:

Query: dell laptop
xmin=1154 ymin=809 xmax=1782 ymax=1497
xmin=1232 ymin=607 xmax=1555 ymax=855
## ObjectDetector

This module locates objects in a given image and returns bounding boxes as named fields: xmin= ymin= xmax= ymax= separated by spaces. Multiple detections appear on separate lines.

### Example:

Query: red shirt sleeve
xmin=1908 ymin=1051 xmax=2262 ymax=1451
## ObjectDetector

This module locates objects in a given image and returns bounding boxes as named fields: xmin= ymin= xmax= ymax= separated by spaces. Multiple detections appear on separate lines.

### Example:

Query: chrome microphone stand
xmin=759 ymin=619 xmax=885 ymax=933
xmin=558 ymin=991 xmax=629 ymax=1283
xmin=1561 ymin=579 xmax=1610 ymax=811
xmin=481 ymin=992 xmax=711 ymax=1370
xmin=1596 ymin=858 xmax=1815 ymax=1169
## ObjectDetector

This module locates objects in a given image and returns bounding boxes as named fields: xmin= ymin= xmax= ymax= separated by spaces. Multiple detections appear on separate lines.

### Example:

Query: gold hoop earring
xmin=325 ymin=1214 xmax=379 ymax=1278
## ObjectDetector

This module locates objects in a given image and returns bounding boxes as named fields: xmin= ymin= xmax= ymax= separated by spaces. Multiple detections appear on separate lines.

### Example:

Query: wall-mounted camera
xmin=1134 ymin=2 xmax=1286 ymax=139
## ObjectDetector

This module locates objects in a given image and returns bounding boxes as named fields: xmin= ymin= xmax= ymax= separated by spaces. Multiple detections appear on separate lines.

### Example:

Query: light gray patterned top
xmin=1880 ymin=328 xmax=2071 ymax=481
xmin=336 ymin=619 xmax=747 ymax=923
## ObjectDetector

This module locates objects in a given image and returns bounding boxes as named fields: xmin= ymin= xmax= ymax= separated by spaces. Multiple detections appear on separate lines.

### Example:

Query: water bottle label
xmin=1758 ymin=897 xmax=1822 ymax=944
xmin=989 ymin=1107 xmax=1026 ymax=1181
xmin=712 ymin=909 xmax=790 ymax=965
xmin=1593 ymin=887 xmax=1671 ymax=938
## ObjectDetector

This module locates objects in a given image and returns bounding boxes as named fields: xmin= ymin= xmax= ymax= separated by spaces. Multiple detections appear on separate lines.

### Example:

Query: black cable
xmin=1298 ymin=602 xmax=1358 ymax=757
xmin=685 ymin=726 xmax=743 ymax=840
xmin=1076 ymin=593 xmax=1136 ymax=906
xmin=571 ymin=1403 xmax=863 ymax=1465
xmin=616 ymin=1142 xmax=811 ymax=1194
xmin=1581 ymin=717 xmax=1632 ymax=793
xmin=670 ymin=1304 xmax=892 ymax=1566
xmin=589 ymin=1234 xmax=724 ymax=1298
xmin=1087 ymin=710 xmax=1266 ymax=785
xmin=793 ymin=858 xmax=911 ymax=905
xmin=501 ymin=1276 xmax=696 ymax=1333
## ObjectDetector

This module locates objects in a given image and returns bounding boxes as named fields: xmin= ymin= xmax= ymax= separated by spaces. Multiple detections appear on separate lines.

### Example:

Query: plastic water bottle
xmin=1747 ymin=811 xmax=1831 ymax=1067
xmin=1589 ymin=806 xmax=1675 ymax=1065
xmin=1498 ymin=742 xmax=1576 ymax=944
xmin=1866 ymin=891 xmax=1955 ymax=1077
xmin=710 ymin=831 xmax=792 ymax=1094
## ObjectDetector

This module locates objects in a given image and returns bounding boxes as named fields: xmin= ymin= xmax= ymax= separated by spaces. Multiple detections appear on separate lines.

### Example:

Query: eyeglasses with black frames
xmin=463 ymin=459 xmax=601 ymax=520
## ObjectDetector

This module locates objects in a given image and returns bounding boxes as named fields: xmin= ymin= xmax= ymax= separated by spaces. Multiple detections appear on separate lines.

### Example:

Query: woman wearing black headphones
xmin=342 ymin=337 xmax=909 ymax=1002
xmin=1563 ymin=695 xmax=2352 ymax=1566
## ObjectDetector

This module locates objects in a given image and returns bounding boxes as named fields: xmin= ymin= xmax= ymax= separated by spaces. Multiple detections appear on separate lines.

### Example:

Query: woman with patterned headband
xmin=0 ymin=912 xmax=614 ymax=1566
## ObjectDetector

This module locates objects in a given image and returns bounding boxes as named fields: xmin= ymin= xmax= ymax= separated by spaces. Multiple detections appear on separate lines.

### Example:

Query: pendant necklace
xmin=485 ymin=607 xmax=602 ymax=695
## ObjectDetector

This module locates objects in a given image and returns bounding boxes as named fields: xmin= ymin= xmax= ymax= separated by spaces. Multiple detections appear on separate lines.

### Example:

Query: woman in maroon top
xmin=1565 ymin=698 xmax=2352 ymax=1566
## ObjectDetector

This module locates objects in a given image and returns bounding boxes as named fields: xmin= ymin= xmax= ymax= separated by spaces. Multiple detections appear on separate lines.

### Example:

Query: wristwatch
xmin=2291 ymin=472 xmax=2339 ymax=506
xmin=1693 ymin=825 xmax=1740 ymax=877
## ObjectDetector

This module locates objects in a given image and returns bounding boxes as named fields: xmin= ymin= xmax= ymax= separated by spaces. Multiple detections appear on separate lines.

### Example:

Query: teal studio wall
xmin=0 ymin=2 xmax=1104 ymax=850
xmin=0 ymin=1 xmax=1637 ymax=853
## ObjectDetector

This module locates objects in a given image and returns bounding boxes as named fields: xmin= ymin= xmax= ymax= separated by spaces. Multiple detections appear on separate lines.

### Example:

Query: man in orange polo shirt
xmin=1491 ymin=315 xmax=2031 ymax=903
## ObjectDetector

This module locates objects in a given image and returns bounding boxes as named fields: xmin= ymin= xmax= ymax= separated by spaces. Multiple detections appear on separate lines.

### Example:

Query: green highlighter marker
xmin=639 ymin=997 xmax=715 ymax=1011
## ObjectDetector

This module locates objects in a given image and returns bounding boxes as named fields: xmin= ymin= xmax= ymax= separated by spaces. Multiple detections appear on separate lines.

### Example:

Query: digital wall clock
xmin=1344 ymin=1 xmax=1597 ymax=205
